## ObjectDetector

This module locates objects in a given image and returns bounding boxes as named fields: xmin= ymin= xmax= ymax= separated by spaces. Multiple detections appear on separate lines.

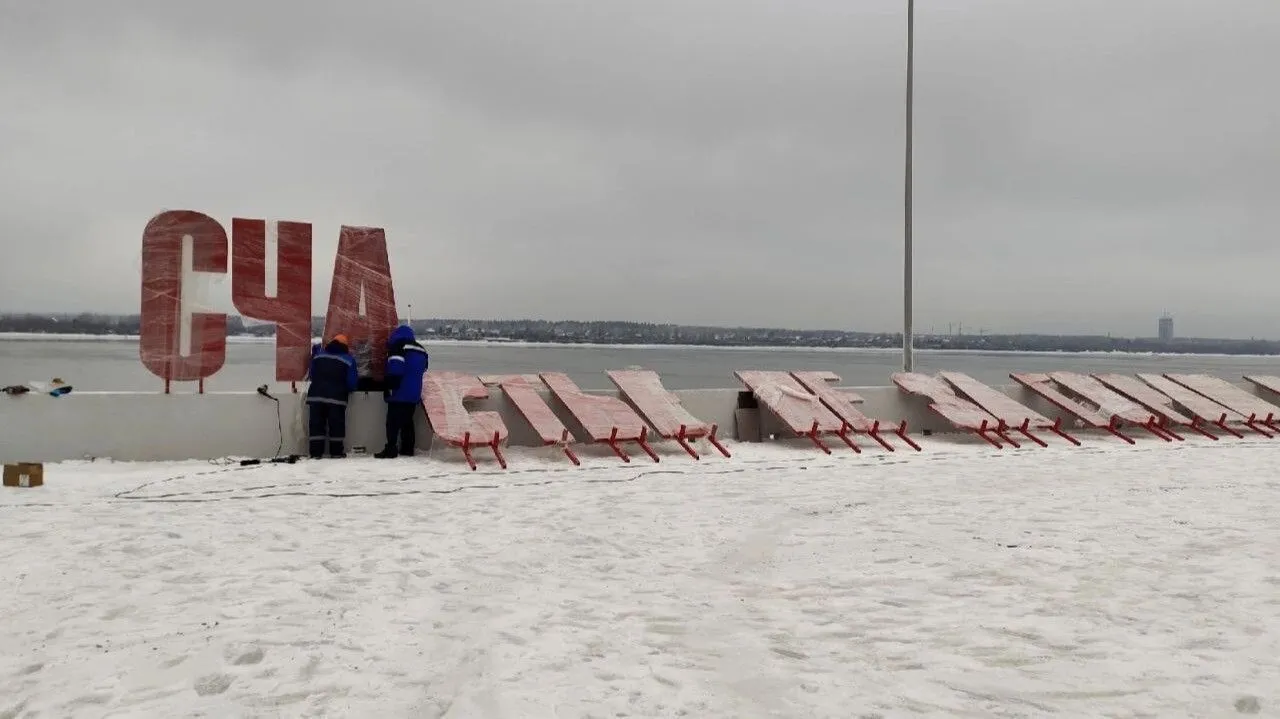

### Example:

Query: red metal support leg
xmin=1155 ymin=418 xmax=1185 ymax=441
xmin=995 ymin=420 xmax=1022 ymax=449
xmin=459 ymin=431 xmax=478 ymax=471
xmin=865 ymin=420 xmax=896 ymax=452
xmin=1142 ymin=418 xmax=1174 ymax=442
xmin=1047 ymin=417 xmax=1082 ymax=446
xmin=1106 ymin=416 xmax=1136 ymax=445
xmin=1186 ymin=416 xmax=1219 ymax=440
xmin=634 ymin=427 xmax=660 ymax=463
xmin=1212 ymin=414 xmax=1245 ymax=439
xmin=1245 ymin=413 xmax=1275 ymax=438
xmin=836 ymin=422 xmax=862 ymax=453
xmin=974 ymin=420 xmax=1004 ymax=449
xmin=560 ymin=429 xmax=581 ymax=466
xmin=1015 ymin=418 xmax=1048 ymax=448
xmin=804 ymin=420 xmax=833 ymax=454
xmin=489 ymin=431 xmax=508 ymax=470
xmin=606 ymin=426 xmax=632 ymax=462
xmin=894 ymin=421 xmax=923 ymax=451
xmin=705 ymin=424 xmax=732 ymax=458
xmin=673 ymin=425 xmax=700 ymax=460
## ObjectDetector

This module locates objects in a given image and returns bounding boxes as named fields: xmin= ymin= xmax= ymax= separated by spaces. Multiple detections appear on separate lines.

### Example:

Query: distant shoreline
xmin=2 ymin=331 xmax=1277 ymax=360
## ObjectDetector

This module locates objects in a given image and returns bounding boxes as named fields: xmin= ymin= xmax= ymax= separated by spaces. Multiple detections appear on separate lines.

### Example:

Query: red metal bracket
xmin=606 ymin=426 xmax=631 ymax=462
xmin=1212 ymin=413 xmax=1245 ymax=439
xmin=1155 ymin=418 xmax=1185 ymax=441
xmin=605 ymin=426 xmax=659 ymax=463
xmin=1014 ymin=418 xmax=1048 ymax=448
xmin=1245 ymin=413 xmax=1275 ymax=438
xmin=1048 ymin=417 xmax=1081 ymax=446
xmin=635 ymin=427 xmax=659 ymax=462
xmin=674 ymin=424 xmax=700 ymax=460
xmin=974 ymin=419 xmax=1004 ymax=449
xmin=864 ymin=419 xmax=895 ymax=452
xmin=671 ymin=424 xmax=730 ymax=460
xmin=705 ymin=424 xmax=732 ymax=458
xmin=856 ymin=419 xmax=921 ymax=453
xmin=995 ymin=420 xmax=1021 ymax=448
xmin=490 ymin=431 xmax=508 ymax=469
xmin=1186 ymin=416 xmax=1219 ymax=440
xmin=558 ymin=428 xmax=581 ymax=466
xmin=865 ymin=419 xmax=896 ymax=447
xmin=835 ymin=422 xmax=862 ymax=453
xmin=803 ymin=420 xmax=833 ymax=454
xmin=1106 ymin=416 xmax=1136 ymax=444
xmin=1265 ymin=413 xmax=1280 ymax=434
xmin=893 ymin=420 xmax=923 ymax=451
xmin=1142 ymin=417 xmax=1175 ymax=442
xmin=455 ymin=430 xmax=508 ymax=471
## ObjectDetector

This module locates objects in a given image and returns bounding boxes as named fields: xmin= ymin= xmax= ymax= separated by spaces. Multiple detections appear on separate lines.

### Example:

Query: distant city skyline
xmin=0 ymin=310 xmax=1269 ymax=344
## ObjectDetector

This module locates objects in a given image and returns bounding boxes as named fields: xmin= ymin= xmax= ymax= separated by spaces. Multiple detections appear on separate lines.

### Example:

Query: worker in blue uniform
xmin=375 ymin=325 xmax=429 ymax=458
xmin=306 ymin=333 xmax=359 ymax=459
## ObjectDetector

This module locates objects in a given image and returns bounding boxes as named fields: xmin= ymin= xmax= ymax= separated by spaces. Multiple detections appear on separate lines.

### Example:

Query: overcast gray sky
xmin=2 ymin=0 xmax=1277 ymax=338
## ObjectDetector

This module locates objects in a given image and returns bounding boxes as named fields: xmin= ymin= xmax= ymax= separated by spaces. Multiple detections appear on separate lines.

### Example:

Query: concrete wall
xmin=2 ymin=380 xmax=1276 ymax=463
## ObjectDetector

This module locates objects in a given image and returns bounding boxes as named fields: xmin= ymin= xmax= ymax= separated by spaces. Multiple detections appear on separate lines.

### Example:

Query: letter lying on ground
xmin=607 ymin=369 xmax=729 ymax=459
xmin=422 ymin=372 xmax=509 ymax=470
xmin=488 ymin=375 xmax=580 ymax=465
xmin=541 ymin=372 xmax=658 ymax=462
xmin=735 ymin=370 xmax=858 ymax=454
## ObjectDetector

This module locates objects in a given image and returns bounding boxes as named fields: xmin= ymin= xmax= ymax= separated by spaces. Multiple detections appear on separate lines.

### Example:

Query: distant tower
xmin=1158 ymin=313 xmax=1174 ymax=342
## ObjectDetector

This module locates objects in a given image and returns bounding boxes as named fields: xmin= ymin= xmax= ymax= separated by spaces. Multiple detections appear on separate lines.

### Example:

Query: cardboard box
xmin=3 ymin=462 xmax=44 ymax=488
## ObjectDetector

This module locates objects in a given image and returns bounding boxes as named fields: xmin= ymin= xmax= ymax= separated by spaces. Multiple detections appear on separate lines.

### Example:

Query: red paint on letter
xmin=139 ymin=210 xmax=228 ymax=383
xmin=422 ymin=372 xmax=510 ymax=444
xmin=231 ymin=218 xmax=313 ymax=381
xmin=323 ymin=226 xmax=398 ymax=378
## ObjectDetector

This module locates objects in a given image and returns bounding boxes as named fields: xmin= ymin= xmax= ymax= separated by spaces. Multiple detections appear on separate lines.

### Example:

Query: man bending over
xmin=307 ymin=333 xmax=359 ymax=459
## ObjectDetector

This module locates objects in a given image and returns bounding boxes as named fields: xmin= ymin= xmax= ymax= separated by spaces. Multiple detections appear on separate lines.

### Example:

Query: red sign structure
xmin=140 ymin=210 xmax=397 ymax=392
xmin=136 ymin=213 xmax=1278 ymax=470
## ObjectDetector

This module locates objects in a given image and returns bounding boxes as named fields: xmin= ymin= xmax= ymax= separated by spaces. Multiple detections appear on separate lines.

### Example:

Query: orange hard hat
xmin=332 ymin=333 xmax=349 ymax=345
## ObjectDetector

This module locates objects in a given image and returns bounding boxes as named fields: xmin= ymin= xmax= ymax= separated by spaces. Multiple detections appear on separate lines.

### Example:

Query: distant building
xmin=1158 ymin=314 xmax=1174 ymax=342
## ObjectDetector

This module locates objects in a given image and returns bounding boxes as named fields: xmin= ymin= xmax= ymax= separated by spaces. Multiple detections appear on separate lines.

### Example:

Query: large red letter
xmin=139 ymin=210 xmax=228 ymax=383
xmin=323 ymin=226 xmax=398 ymax=378
xmin=231 ymin=218 xmax=313 ymax=381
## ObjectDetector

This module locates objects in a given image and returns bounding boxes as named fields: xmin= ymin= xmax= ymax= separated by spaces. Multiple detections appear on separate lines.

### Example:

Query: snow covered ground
xmin=2 ymin=437 xmax=1279 ymax=718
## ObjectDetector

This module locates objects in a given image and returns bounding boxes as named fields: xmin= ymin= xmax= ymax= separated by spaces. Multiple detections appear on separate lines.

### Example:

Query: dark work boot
xmin=374 ymin=447 xmax=398 ymax=459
